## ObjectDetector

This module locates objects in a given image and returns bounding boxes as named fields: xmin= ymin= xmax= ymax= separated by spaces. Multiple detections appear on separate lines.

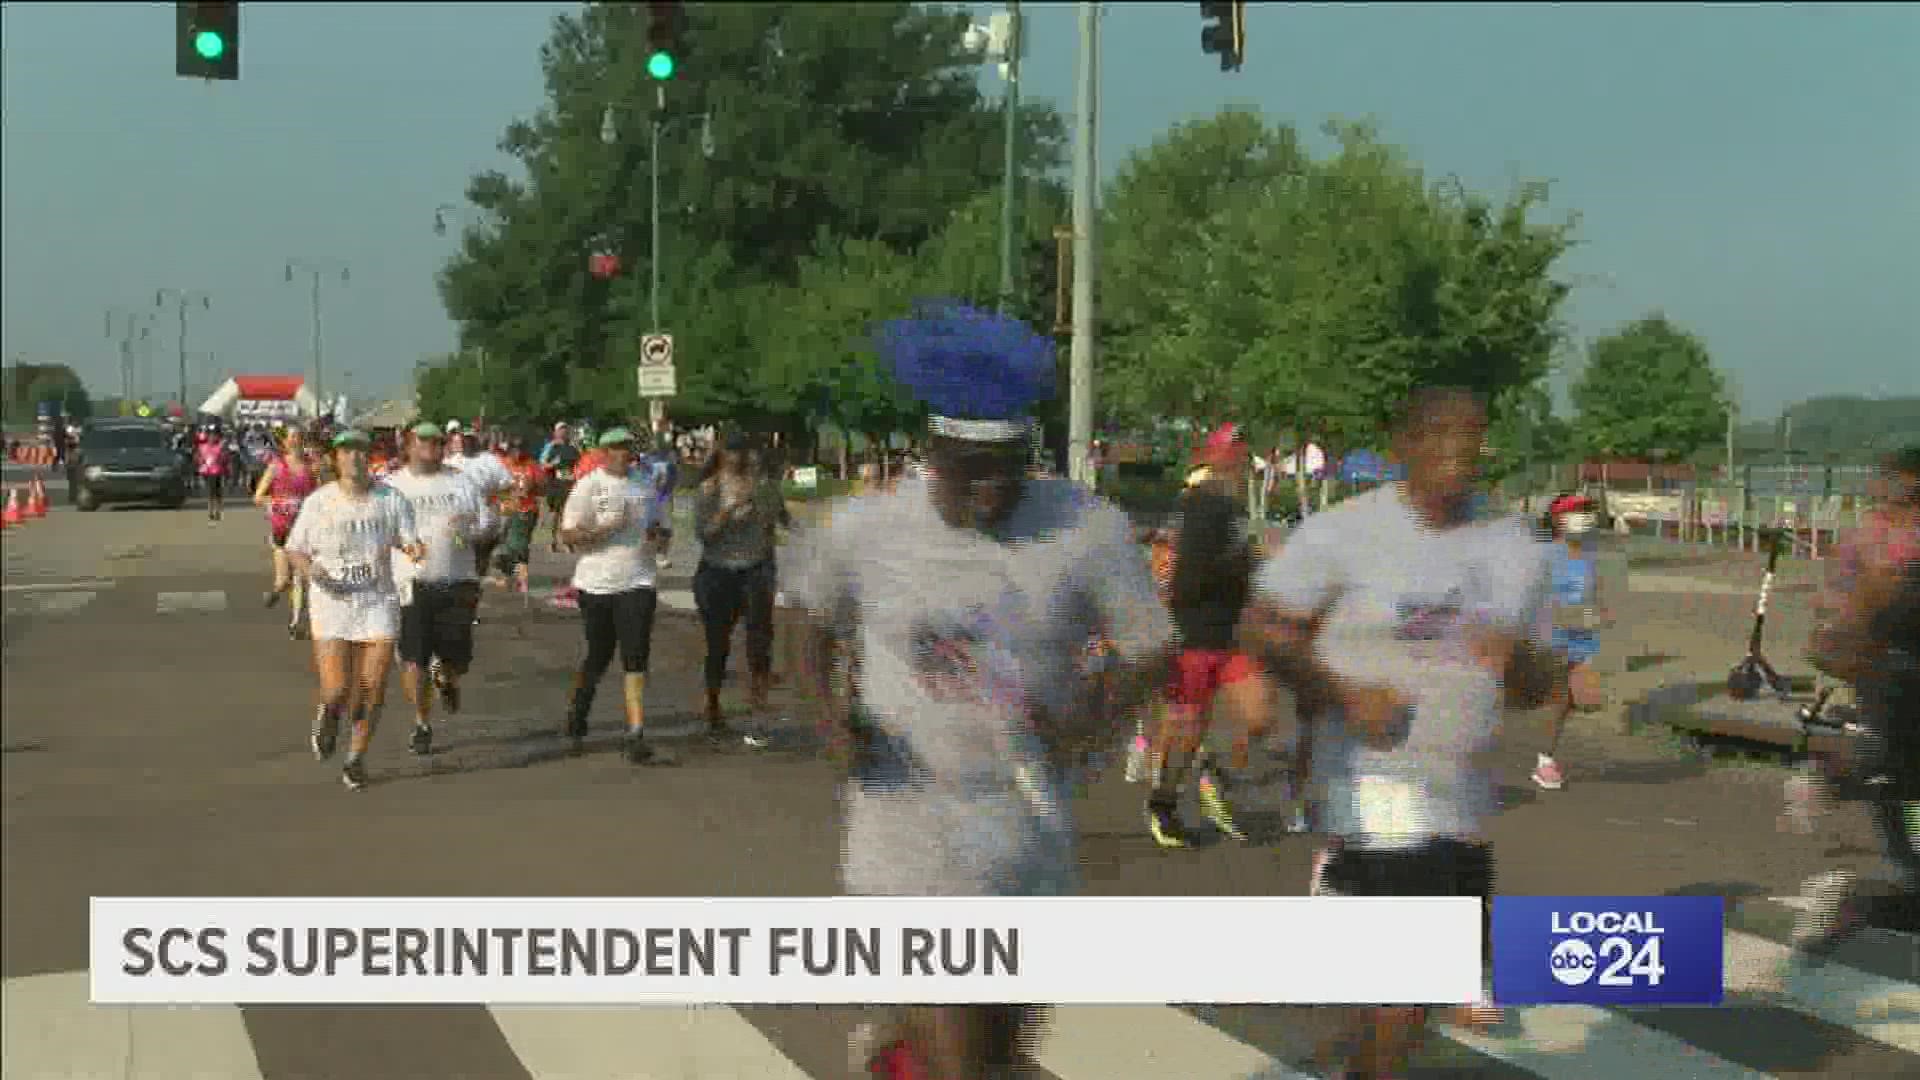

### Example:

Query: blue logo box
xmin=1492 ymin=896 xmax=1723 ymax=1006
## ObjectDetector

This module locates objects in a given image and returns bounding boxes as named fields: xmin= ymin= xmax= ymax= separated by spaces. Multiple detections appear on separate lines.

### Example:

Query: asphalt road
xmin=2 ymin=499 xmax=1915 ymax=1079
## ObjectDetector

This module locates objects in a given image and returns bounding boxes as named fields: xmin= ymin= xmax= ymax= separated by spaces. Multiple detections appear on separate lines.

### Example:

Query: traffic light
xmin=1199 ymin=1 xmax=1245 ymax=73
xmin=645 ymin=1 xmax=685 ymax=82
xmin=176 ymin=1 xmax=240 ymax=81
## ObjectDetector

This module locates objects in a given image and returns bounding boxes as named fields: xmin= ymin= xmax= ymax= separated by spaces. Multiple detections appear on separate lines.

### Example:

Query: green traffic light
xmin=194 ymin=31 xmax=225 ymax=60
xmin=646 ymin=50 xmax=675 ymax=80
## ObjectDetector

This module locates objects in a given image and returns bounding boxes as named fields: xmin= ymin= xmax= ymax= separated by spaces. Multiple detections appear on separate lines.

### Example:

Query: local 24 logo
xmin=1547 ymin=910 xmax=1665 ymax=988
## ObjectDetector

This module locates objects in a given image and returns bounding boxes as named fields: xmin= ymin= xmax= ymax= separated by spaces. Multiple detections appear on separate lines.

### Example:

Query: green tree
xmin=5 ymin=363 xmax=91 ymax=425
xmin=1100 ymin=113 xmax=1577 ymax=456
xmin=435 ymin=2 xmax=1064 ymax=425
xmin=1571 ymin=313 xmax=1728 ymax=460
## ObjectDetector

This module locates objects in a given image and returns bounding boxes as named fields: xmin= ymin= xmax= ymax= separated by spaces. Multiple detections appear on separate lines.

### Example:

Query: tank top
xmin=267 ymin=454 xmax=319 ymax=527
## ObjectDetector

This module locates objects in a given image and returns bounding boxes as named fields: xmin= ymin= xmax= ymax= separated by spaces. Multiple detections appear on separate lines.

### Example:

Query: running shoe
xmin=1791 ymin=869 xmax=1861 ymax=960
xmin=1147 ymin=803 xmax=1190 ymax=849
xmin=311 ymin=707 xmax=339 ymax=761
xmin=1197 ymin=774 xmax=1246 ymax=840
xmin=341 ymin=758 xmax=369 ymax=791
xmin=623 ymin=733 xmax=655 ymax=765
xmin=1531 ymin=754 xmax=1565 ymax=791
xmin=264 ymin=589 xmax=281 ymax=609
xmin=1308 ymin=847 xmax=1338 ymax=897
xmin=310 ymin=730 xmax=335 ymax=761
xmin=408 ymin=723 xmax=433 ymax=756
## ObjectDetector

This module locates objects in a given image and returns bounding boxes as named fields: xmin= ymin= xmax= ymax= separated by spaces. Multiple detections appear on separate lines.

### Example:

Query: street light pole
xmin=284 ymin=259 xmax=350 ymax=401
xmin=997 ymin=1 xmax=1023 ymax=314
xmin=105 ymin=309 xmax=154 ymax=408
xmin=155 ymin=288 xmax=211 ymax=409
xmin=1066 ymin=1 xmax=1099 ymax=489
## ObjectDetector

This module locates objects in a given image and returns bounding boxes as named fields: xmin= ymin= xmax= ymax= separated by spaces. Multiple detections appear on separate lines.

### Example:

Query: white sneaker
xmin=1532 ymin=754 xmax=1565 ymax=790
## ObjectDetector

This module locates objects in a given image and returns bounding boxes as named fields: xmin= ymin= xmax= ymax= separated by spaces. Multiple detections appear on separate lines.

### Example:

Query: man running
xmin=1243 ymin=387 xmax=1557 ymax=1078
xmin=784 ymin=302 xmax=1174 ymax=1080
xmin=384 ymin=422 xmax=495 ymax=755
xmin=539 ymin=422 xmax=583 ymax=552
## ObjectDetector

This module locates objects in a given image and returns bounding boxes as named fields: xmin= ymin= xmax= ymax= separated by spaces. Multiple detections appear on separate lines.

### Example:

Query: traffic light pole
xmin=1066 ymin=1 xmax=1099 ymax=489
xmin=650 ymin=86 xmax=665 ymax=437
xmin=996 ymin=1 xmax=1022 ymax=314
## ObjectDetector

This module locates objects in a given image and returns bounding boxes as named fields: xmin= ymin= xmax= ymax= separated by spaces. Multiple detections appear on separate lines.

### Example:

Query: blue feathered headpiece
xmin=873 ymin=300 xmax=1054 ymax=434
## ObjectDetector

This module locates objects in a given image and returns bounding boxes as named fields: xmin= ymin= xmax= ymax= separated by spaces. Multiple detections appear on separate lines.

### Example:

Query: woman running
xmin=692 ymin=436 xmax=789 ymax=741
xmin=194 ymin=425 xmax=231 ymax=521
xmin=1533 ymin=493 xmax=1607 ymax=790
xmin=283 ymin=429 xmax=423 ymax=792
xmin=254 ymin=426 xmax=322 ymax=637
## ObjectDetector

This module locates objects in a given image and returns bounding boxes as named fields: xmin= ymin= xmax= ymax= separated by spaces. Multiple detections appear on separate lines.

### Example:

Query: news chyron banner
xmin=91 ymin=897 xmax=1483 ymax=1005
xmin=1492 ymin=895 xmax=1725 ymax=1006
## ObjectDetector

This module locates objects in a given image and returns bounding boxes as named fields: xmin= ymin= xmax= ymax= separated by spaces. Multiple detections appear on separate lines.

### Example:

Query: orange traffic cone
xmin=27 ymin=476 xmax=47 ymax=518
xmin=2 ymin=487 xmax=22 ymax=527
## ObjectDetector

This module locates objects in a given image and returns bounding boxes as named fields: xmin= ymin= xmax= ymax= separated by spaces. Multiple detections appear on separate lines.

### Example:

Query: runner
xmin=449 ymin=424 xmax=513 ymax=577
xmin=194 ymin=424 xmax=230 ymax=521
xmin=1796 ymin=444 xmax=1920 ymax=950
xmin=784 ymin=301 xmax=1174 ymax=1080
xmin=1243 ymin=387 xmax=1557 ymax=1079
xmin=384 ymin=422 xmax=495 ymax=755
xmin=282 ymin=429 xmax=424 ymax=792
xmin=692 ymin=435 xmax=788 ymax=742
xmin=254 ymin=426 xmax=322 ymax=638
xmin=494 ymin=435 xmax=543 ymax=594
xmin=1146 ymin=424 xmax=1271 ymax=848
xmin=1532 ymin=492 xmax=1607 ymax=790
xmin=557 ymin=427 xmax=673 ymax=762
xmin=538 ymin=422 xmax=582 ymax=553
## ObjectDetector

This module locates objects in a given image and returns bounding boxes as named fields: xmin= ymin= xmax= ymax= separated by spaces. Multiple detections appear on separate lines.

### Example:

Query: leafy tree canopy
xmin=1571 ymin=312 xmax=1728 ymax=461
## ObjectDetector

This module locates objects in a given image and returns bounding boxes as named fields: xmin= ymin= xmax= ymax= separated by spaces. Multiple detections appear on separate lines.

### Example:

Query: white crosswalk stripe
xmin=6 ymin=917 xmax=1914 ymax=1080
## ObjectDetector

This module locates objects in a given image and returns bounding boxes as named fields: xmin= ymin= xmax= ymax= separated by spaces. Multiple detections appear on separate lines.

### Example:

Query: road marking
xmin=1 ymin=970 xmax=264 ymax=1080
xmin=1722 ymin=927 xmax=1920 ymax=1053
xmin=1627 ymin=574 xmax=1750 ymax=596
xmin=1037 ymin=1005 xmax=1312 ymax=1079
xmin=658 ymin=589 xmax=696 ymax=611
xmin=490 ymin=1005 xmax=812 ymax=1080
xmin=156 ymin=590 xmax=227 ymax=615
xmin=1440 ymin=1001 xmax=1771 ymax=1079
xmin=0 ymin=579 xmax=115 ymax=594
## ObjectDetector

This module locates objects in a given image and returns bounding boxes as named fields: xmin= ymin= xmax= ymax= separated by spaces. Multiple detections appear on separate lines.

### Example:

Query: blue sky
xmin=3 ymin=2 xmax=1914 ymax=416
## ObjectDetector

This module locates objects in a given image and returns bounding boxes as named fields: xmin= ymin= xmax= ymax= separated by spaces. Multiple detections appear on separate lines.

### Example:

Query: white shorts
xmin=308 ymin=587 xmax=401 ymax=644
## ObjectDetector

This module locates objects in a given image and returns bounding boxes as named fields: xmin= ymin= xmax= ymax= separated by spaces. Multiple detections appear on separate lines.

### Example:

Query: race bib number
xmin=1353 ymin=776 xmax=1421 ymax=840
xmin=329 ymin=561 xmax=377 ymax=591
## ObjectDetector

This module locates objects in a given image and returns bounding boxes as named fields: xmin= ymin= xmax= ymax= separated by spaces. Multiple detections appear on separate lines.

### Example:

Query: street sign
xmin=637 ymin=365 xmax=676 ymax=399
xmin=641 ymin=333 xmax=674 ymax=366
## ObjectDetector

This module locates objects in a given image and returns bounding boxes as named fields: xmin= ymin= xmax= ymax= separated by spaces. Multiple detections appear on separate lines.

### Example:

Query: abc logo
xmin=1549 ymin=937 xmax=1597 ymax=986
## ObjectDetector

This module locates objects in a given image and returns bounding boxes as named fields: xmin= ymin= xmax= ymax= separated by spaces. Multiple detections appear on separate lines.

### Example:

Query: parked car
xmin=66 ymin=418 xmax=189 ymax=511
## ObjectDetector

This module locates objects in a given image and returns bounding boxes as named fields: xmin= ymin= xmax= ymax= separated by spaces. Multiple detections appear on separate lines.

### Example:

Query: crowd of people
xmin=227 ymin=300 xmax=1913 ymax=1080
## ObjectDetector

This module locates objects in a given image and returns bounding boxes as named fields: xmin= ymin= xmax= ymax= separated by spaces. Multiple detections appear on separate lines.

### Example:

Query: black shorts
xmin=578 ymin=586 xmax=657 ymax=673
xmin=202 ymin=474 xmax=223 ymax=499
xmin=1320 ymin=838 xmax=1495 ymax=960
xmin=398 ymin=580 xmax=481 ymax=670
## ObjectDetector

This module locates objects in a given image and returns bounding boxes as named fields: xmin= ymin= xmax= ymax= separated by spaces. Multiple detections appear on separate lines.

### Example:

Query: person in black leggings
xmin=557 ymin=427 xmax=672 ymax=764
xmin=692 ymin=436 xmax=789 ymax=741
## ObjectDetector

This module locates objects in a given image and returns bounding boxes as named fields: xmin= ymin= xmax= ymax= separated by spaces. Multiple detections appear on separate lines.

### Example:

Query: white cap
xmin=446 ymin=419 xmax=463 ymax=432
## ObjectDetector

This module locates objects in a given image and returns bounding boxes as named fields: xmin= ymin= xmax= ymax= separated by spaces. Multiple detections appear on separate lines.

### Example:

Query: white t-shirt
xmin=453 ymin=450 xmax=513 ymax=498
xmin=284 ymin=482 xmax=419 ymax=600
xmin=781 ymin=477 xmax=1174 ymax=896
xmin=561 ymin=468 xmax=662 ymax=594
xmin=383 ymin=467 xmax=496 ymax=591
xmin=1255 ymin=485 xmax=1550 ymax=849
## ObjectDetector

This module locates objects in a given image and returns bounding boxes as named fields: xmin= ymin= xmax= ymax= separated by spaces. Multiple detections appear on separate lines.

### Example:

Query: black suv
xmin=67 ymin=418 xmax=189 ymax=511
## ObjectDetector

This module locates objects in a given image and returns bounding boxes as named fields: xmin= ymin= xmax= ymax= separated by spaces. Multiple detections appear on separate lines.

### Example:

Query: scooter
xmin=1727 ymin=527 xmax=1795 ymax=702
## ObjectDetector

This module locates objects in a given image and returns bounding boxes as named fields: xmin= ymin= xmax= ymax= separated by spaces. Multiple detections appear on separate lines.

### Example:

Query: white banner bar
xmin=90 ymin=896 xmax=1480 ymax=1006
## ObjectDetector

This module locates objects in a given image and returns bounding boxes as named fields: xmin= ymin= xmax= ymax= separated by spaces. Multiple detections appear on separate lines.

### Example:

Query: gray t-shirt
xmin=781 ymin=476 xmax=1173 ymax=896
xmin=1255 ymin=485 xmax=1550 ymax=850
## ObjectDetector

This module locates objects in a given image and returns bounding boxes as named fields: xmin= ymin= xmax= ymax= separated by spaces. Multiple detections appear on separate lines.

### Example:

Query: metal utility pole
xmin=284 ymin=259 xmax=350 ymax=400
xmin=155 ymin=288 xmax=210 ymax=408
xmin=997 ymin=2 xmax=1023 ymax=314
xmin=105 ymin=309 xmax=154 ymax=407
xmin=1066 ymin=1 xmax=1099 ymax=489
